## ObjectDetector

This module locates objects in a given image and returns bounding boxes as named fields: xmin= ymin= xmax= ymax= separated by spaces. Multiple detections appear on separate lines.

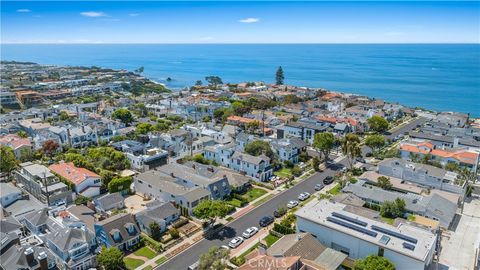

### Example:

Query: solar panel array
xmin=402 ymin=242 xmax=416 ymax=251
xmin=327 ymin=217 xmax=378 ymax=237
xmin=371 ymin=225 xmax=418 ymax=244
xmin=332 ymin=212 xmax=368 ymax=227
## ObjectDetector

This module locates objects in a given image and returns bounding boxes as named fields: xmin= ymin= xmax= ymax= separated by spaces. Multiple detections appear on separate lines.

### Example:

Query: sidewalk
xmin=138 ymin=229 xmax=205 ymax=269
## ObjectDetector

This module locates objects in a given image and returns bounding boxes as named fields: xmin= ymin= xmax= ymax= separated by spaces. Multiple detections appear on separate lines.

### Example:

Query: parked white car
xmin=242 ymin=227 xmax=259 ymax=239
xmin=298 ymin=192 xmax=311 ymax=201
xmin=287 ymin=200 xmax=299 ymax=209
xmin=229 ymin=236 xmax=244 ymax=248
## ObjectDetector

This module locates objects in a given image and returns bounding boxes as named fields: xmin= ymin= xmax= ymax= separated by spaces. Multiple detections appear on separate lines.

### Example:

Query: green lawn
xmin=155 ymin=256 xmax=167 ymax=265
xmin=327 ymin=183 xmax=342 ymax=195
xmin=143 ymin=266 xmax=153 ymax=270
xmin=263 ymin=234 xmax=280 ymax=247
xmin=242 ymin=188 xmax=267 ymax=202
xmin=274 ymin=168 xmax=292 ymax=178
xmin=227 ymin=198 xmax=243 ymax=208
xmin=124 ymin=258 xmax=145 ymax=270
xmin=134 ymin=247 xmax=157 ymax=259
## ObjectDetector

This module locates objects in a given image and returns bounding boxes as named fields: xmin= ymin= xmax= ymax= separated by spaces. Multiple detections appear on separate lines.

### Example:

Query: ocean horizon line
xmin=2 ymin=42 xmax=479 ymax=45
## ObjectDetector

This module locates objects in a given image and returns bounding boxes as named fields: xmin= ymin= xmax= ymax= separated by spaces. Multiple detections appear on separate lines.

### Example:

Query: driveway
xmin=438 ymin=197 xmax=480 ymax=270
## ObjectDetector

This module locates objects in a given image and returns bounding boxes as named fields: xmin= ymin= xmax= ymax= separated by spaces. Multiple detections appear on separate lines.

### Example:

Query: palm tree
xmin=457 ymin=167 xmax=476 ymax=213
xmin=341 ymin=133 xmax=361 ymax=170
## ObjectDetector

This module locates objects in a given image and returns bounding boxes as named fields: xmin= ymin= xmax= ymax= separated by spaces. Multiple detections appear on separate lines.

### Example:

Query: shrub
xmin=291 ymin=165 xmax=302 ymax=177
xmin=273 ymin=223 xmax=295 ymax=235
xmin=141 ymin=233 xmax=162 ymax=252
xmin=169 ymin=228 xmax=180 ymax=239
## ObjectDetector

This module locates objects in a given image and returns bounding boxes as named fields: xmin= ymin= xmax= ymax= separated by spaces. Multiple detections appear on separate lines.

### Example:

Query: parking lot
xmin=438 ymin=197 xmax=480 ymax=270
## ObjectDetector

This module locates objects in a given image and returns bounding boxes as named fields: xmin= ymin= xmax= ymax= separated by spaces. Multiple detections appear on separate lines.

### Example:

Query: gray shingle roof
xmin=96 ymin=213 xmax=140 ymax=244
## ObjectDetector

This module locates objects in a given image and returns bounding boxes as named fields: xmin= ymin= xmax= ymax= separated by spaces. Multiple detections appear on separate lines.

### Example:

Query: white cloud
xmin=129 ymin=13 xmax=140 ymax=17
xmin=80 ymin=11 xmax=107 ymax=17
xmin=239 ymin=18 xmax=260 ymax=23
xmin=17 ymin=9 xmax=31 ymax=13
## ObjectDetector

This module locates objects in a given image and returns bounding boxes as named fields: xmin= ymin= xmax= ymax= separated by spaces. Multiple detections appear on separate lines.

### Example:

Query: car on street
xmin=274 ymin=207 xmax=287 ymax=218
xmin=315 ymin=183 xmax=323 ymax=191
xmin=228 ymin=236 xmax=244 ymax=248
xmin=298 ymin=192 xmax=310 ymax=201
xmin=242 ymin=227 xmax=259 ymax=238
xmin=323 ymin=176 xmax=334 ymax=185
xmin=259 ymin=216 xmax=274 ymax=227
xmin=287 ymin=200 xmax=299 ymax=209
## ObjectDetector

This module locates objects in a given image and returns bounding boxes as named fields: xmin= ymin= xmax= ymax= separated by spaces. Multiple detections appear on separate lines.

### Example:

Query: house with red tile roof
xmin=0 ymin=134 xmax=32 ymax=159
xmin=49 ymin=162 xmax=102 ymax=198
xmin=399 ymin=141 xmax=479 ymax=172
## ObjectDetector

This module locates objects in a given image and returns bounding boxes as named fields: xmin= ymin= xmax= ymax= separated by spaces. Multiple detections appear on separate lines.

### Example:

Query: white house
xmin=49 ymin=162 xmax=102 ymax=198
xmin=296 ymin=200 xmax=437 ymax=270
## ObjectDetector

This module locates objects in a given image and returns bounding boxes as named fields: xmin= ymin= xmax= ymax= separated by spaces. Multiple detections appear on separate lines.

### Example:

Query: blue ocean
xmin=1 ymin=44 xmax=479 ymax=116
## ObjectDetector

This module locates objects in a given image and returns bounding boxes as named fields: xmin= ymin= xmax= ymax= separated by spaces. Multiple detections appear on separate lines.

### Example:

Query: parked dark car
xmin=323 ymin=176 xmax=334 ymax=185
xmin=259 ymin=216 xmax=274 ymax=227
xmin=273 ymin=207 xmax=287 ymax=218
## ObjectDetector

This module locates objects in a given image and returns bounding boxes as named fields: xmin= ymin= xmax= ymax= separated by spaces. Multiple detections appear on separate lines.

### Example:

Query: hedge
xmin=273 ymin=223 xmax=295 ymax=235
xmin=141 ymin=233 xmax=162 ymax=252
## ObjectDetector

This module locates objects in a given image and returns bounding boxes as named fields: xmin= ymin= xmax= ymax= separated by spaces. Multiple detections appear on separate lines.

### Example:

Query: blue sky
xmin=1 ymin=1 xmax=479 ymax=44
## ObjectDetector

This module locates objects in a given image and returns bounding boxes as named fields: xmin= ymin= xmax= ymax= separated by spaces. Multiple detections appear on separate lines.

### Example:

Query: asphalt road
xmin=156 ymin=116 xmax=427 ymax=270
xmin=156 ymin=167 xmax=340 ymax=270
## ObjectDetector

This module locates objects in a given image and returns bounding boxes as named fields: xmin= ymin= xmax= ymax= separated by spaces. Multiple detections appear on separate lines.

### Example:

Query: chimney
xmin=66 ymin=128 xmax=72 ymax=146
xmin=192 ymin=164 xmax=196 ymax=169
xmin=37 ymin=251 xmax=48 ymax=270
xmin=170 ymin=172 xmax=174 ymax=177
xmin=207 ymin=167 xmax=214 ymax=172
xmin=24 ymin=247 xmax=34 ymax=264
xmin=81 ymin=125 xmax=85 ymax=133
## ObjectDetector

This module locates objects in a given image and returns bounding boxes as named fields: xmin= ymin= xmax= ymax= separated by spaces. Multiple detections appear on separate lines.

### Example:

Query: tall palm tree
xmin=341 ymin=133 xmax=361 ymax=170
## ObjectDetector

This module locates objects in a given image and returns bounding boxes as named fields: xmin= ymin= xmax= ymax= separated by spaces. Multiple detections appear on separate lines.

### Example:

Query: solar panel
xmin=327 ymin=217 xmax=378 ymax=237
xmin=332 ymin=212 xmax=368 ymax=227
xmin=371 ymin=225 xmax=418 ymax=244
xmin=402 ymin=242 xmax=416 ymax=251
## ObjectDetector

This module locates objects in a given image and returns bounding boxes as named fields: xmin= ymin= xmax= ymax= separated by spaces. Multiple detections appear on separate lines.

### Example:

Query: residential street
xmin=155 ymin=116 xmax=427 ymax=270
xmin=156 ymin=167 xmax=338 ymax=270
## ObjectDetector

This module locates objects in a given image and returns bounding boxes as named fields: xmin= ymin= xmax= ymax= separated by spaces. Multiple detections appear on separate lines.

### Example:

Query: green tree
xmin=59 ymin=111 xmax=70 ymax=121
xmin=283 ymin=94 xmax=301 ymax=105
xmin=245 ymin=120 xmax=260 ymax=133
xmin=149 ymin=221 xmax=162 ymax=241
xmin=202 ymin=115 xmax=212 ymax=122
xmin=0 ymin=146 xmax=17 ymax=179
xmin=169 ymin=228 xmax=180 ymax=239
xmin=112 ymin=108 xmax=134 ymax=126
xmin=341 ymin=133 xmax=361 ymax=169
xmin=97 ymin=247 xmax=125 ymax=270
xmin=354 ymin=255 xmax=395 ymax=270
xmin=380 ymin=198 xmax=406 ymax=219
xmin=313 ymin=132 xmax=335 ymax=163
xmin=16 ymin=130 xmax=28 ymax=138
xmin=231 ymin=101 xmax=250 ymax=115
xmin=291 ymin=165 xmax=302 ymax=177
xmin=195 ymin=80 xmax=203 ymax=86
xmin=275 ymin=66 xmax=285 ymax=85
xmin=444 ymin=162 xmax=459 ymax=172
xmin=108 ymin=176 xmax=132 ymax=193
xmin=75 ymin=195 xmax=90 ymax=205
xmin=377 ymin=176 xmax=393 ymax=190
xmin=193 ymin=200 xmax=233 ymax=226
xmin=244 ymin=140 xmax=275 ymax=160
xmin=367 ymin=115 xmax=389 ymax=133
xmin=135 ymin=122 xmax=154 ymax=135
xmin=365 ymin=134 xmax=386 ymax=153
xmin=312 ymin=156 xmax=321 ymax=171
xmin=205 ymin=76 xmax=223 ymax=89
xmin=198 ymin=246 xmax=230 ymax=270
